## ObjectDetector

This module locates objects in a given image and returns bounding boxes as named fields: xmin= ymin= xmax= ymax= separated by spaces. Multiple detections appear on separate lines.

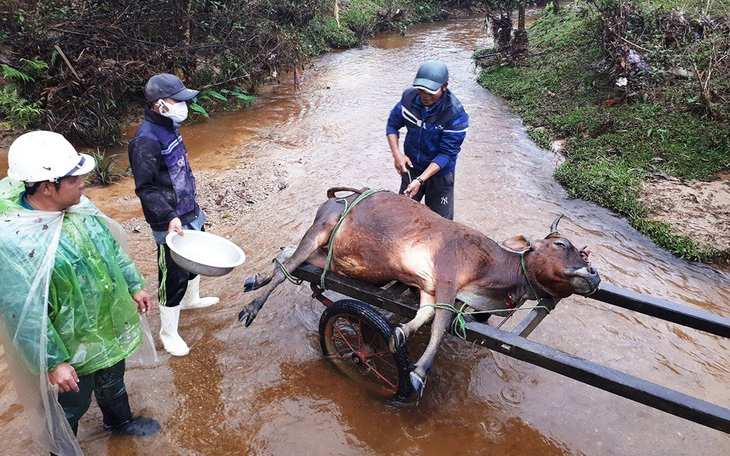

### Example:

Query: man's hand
xmin=404 ymin=179 xmax=421 ymax=199
xmin=405 ymin=163 xmax=439 ymax=198
xmin=168 ymin=217 xmax=183 ymax=236
xmin=393 ymin=153 xmax=413 ymax=175
xmin=132 ymin=289 xmax=152 ymax=314
xmin=48 ymin=362 xmax=79 ymax=393
xmin=387 ymin=133 xmax=412 ymax=174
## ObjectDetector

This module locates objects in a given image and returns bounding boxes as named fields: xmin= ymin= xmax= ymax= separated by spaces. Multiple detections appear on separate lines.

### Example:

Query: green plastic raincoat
xmin=0 ymin=177 xmax=154 ymax=455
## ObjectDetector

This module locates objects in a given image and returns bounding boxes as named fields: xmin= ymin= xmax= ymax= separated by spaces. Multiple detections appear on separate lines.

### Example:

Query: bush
xmin=0 ymin=59 xmax=47 ymax=129
xmin=314 ymin=15 xmax=360 ymax=48
xmin=0 ymin=85 xmax=44 ymax=130
xmin=90 ymin=149 xmax=126 ymax=186
xmin=340 ymin=0 xmax=382 ymax=39
xmin=0 ymin=0 xmax=486 ymax=144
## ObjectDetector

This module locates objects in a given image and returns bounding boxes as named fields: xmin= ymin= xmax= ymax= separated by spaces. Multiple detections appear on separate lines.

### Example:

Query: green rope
xmin=274 ymin=258 xmax=303 ymax=285
xmin=520 ymin=251 xmax=545 ymax=304
xmin=419 ymin=253 xmax=553 ymax=340
xmin=424 ymin=301 xmax=552 ymax=341
xmin=321 ymin=189 xmax=386 ymax=289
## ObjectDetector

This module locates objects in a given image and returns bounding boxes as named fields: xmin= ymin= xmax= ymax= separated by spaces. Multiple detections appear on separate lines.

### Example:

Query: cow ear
xmin=501 ymin=235 xmax=532 ymax=253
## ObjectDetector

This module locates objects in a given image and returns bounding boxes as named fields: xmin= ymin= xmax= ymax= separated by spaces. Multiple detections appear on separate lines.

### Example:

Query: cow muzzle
xmin=566 ymin=266 xmax=601 ymax=295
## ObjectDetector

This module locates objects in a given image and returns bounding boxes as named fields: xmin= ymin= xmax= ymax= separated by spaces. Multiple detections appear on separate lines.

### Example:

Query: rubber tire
xmin=319 ymin=299 xmax=414 ymax=399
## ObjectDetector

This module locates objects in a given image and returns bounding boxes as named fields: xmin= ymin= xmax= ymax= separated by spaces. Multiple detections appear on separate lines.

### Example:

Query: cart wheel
xmin=319 ymin=299 xmax=414 ymax=399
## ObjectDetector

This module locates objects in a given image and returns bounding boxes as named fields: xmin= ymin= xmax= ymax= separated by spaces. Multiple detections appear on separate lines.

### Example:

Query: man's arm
xmin=387 ymin=133 xmax=412 ymax=174
xmin=99 ymin=217 xmax=147 ymax=299
xmin=386 ymin=101 xmax=412 ymax=174
xmin=432 ymin=109 xmax=469 ymax=171
xmin=128 ymin=136 xmax=177 ymax=224
xmin=98 ymin=217 xmax=152 ymax=314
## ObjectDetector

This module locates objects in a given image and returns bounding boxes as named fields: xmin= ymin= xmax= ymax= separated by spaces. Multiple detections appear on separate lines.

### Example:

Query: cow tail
xmin=326 ymin=187 xmax=369 ymax=199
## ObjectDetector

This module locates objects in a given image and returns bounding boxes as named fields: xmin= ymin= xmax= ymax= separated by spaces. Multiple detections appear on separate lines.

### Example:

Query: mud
xmin=639 ymin=173 xmax=730 ymax=250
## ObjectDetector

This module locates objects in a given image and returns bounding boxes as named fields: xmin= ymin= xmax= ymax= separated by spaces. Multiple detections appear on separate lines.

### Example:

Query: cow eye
xmin=554 ymin=240 xmax=567 ymax=249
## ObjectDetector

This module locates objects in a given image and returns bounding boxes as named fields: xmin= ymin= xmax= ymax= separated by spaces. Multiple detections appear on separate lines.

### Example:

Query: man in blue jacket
xmin=128 ymin=74 xmax=218 ymax=357
xmin=386 ymin=60 xmax=469 ymax=220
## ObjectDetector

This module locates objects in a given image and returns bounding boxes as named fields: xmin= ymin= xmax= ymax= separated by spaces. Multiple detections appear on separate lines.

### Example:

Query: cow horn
xmin=550 ymin=214 xmax=564 ymax=234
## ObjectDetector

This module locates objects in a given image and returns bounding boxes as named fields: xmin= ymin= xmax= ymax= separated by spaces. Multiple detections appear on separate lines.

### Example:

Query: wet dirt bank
xmin=639 ymin=173 xmax=730 ymax=250
xmin=1 ymin=16 xmax=729 ymax=456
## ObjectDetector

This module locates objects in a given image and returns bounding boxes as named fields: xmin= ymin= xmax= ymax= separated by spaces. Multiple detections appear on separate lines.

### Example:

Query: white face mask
xmin=157 ymin=99 xmax=188 ymax=124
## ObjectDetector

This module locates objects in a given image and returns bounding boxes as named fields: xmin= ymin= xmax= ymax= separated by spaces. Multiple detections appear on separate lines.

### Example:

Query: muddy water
xmin=2 ymin=16 xmax=729 ymax=456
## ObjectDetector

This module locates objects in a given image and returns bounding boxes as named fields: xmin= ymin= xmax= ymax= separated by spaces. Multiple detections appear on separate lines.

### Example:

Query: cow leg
xmin=409 ymin=280 xmax=457 ymax=397
xmin=238 ymin=213 xmax=338 ymax=326
xmin=243 ymin=245 xmax=297 ymax=292
xmin=389 ymin=291 xmax=436 ymax=353
xmin=410 ymin=307 xmax=452 ymax=397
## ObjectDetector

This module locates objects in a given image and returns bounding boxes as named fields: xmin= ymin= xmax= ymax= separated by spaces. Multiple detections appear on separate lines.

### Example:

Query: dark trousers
xmin=56 ymin=359 xmax=131 ymax=435
xmin=157 ymin=242 xmax=197 ymax=307
xmin=399 ymin=171 xmax=455 ymax=220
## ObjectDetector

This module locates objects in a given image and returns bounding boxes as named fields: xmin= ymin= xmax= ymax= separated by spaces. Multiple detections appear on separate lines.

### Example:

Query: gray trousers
xmin=399 ymin=171 xmax=455 ymax=220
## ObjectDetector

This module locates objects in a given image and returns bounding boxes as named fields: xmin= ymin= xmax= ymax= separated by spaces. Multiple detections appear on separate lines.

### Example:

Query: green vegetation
xmin=476 ymin=0 xmax=729 ymax=262
xmin=0 ymin=58 xmax=47 ymax=129
xmin=0 ymin=0 xmax=481 ymax=146
xmin=90 ymin=149 xmax=126 ymax=186
xmin=189 ymin=87 xmax=257 ymax=118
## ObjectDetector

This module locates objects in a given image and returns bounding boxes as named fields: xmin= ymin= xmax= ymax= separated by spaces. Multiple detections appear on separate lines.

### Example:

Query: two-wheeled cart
xmin=290 ymin=263 xmax=730 ymax=434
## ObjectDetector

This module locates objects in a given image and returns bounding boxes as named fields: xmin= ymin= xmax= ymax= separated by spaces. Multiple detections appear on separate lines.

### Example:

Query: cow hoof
xmin=237 ymin=308 xmax=257 ymax=327
xmin=243 ymin=276 xmax=258 ymax=292
xmin=409 ymin=371 xmax=426 ymax=397
xmin=389 ymin=326 xmax=406 ymax=353
xmin=243 ymin=274 xmax=270 ymax=292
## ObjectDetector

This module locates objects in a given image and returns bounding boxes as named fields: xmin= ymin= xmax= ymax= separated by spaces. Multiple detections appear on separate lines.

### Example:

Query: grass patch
xmin=90 ymin=149 xmax=126 ymax=186
xmin=476 ymin=1 xmax=730 ymax=262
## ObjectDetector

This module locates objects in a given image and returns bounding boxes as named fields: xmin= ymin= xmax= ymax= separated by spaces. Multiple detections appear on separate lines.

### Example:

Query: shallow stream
xmin=1 ymin=15 xmax=729 ymax=456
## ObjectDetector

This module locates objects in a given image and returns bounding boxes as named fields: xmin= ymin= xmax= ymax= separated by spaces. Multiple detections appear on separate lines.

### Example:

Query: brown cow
xmin=239 ymin=187 xmax=600 ymax=396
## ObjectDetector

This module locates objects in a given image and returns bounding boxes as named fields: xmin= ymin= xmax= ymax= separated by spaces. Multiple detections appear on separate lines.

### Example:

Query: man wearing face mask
xmin=386 ymin=60 xmax=469 ymax=220
xmin=128 ymin=73 xmax=219 ymax=357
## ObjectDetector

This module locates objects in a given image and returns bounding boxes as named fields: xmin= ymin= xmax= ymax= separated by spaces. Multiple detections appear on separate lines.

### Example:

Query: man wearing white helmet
xmin=0 ymin=131 xmax=160 ymax=455
xmin=128 ymin=73 xmax=218 ymax=357
xmin=386 ymin=60 xmax=469 ymax=220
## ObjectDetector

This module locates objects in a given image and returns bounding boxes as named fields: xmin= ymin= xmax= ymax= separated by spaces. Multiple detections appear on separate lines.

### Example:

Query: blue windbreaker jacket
xmin=386 ymin=88 xmax=469 ymax=175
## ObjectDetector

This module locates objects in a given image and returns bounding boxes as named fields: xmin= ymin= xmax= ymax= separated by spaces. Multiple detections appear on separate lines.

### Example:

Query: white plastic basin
xmin=165 ymin=230 xmax=245 ymax=277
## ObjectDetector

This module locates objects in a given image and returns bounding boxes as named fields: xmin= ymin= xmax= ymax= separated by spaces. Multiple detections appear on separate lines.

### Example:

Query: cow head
xmin=502 ymin=215 xmax=600 ymax=299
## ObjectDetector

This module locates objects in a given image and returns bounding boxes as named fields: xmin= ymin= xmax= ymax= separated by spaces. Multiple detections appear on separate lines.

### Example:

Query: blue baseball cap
xmin=412 ymin=60 xmax=449 ymax=94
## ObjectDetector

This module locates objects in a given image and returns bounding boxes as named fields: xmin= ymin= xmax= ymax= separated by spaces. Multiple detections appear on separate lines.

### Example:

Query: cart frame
xmin=292 ymin=262 xmax=730 ymax=433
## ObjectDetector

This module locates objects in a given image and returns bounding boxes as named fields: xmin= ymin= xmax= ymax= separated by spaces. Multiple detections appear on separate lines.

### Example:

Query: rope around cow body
xmin=321 ymin=188 xmax=388 ymax=289
xmin=273 ymin=188 xmax=388 ymax=289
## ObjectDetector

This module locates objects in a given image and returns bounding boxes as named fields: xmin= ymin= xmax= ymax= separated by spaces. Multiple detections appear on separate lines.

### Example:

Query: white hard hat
xmin=7 ymin=131 xmax=96 ymax=183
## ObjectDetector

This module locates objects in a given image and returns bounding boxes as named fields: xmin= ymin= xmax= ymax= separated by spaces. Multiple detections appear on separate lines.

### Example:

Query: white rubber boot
xmin=159 ymin=305 xmax=189 ymax=356
xmin=179 ymin=276 xmax=219 ymax=310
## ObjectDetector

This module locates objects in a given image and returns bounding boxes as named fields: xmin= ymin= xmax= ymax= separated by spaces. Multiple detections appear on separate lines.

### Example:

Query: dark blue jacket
xmin=128 ymin=109 xmax=200 ymax=231
xmin=386 ymin=88 xmax=469 ymax=175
